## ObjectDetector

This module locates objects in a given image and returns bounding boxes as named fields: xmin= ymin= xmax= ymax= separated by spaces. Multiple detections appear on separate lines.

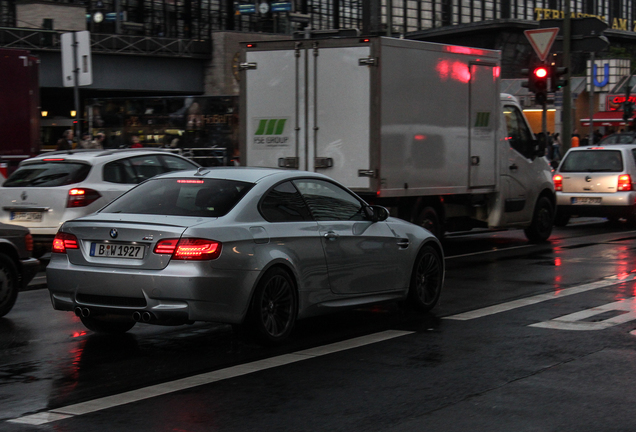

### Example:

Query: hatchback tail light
xmin=553 ymin=174 xmax=563 ymax=191
xmin=52 ymin=232 xmax=79 ymax=253
xmin=67 ymin=188 xmax=101 ymax=208
xmin=24 ymin=233 xmax=33 ymax=252
xmin=618 ymin=174 xmax=633 ymax=191
xmin=154 ymin=238 xmax=222 ymax=260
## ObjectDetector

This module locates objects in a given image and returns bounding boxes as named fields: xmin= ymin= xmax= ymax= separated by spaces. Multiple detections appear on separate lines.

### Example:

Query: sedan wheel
xmin=0 ymin=253 xmax=19 ymax=317
xmin=80 ymin=316 xmax=136 ymax=334
xmin=409 ymin=245 xmax=443 ymax=312
xmin=249 ymin=267 xmax=297 ymax=344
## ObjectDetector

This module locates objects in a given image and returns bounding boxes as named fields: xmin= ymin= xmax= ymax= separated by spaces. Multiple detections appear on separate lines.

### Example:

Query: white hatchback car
xmin=0 ymin=149 xmax=199 ymax=256
xmin=553 ymin=144 xmax=636 ymax=226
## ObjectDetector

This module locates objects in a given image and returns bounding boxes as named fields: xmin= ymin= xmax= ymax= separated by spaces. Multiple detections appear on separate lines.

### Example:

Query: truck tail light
xmin=52 ymin=232 xmax=79 ymax=253
xmin=553 ymin=174 xmax=563 ymax=191
xmin=618 ymin=174 xmax=633 ymax=191
xmin=67 ymin=188 xmax=101 ymax=208
xmin=154 ymin=238 xmax=222 ymax=260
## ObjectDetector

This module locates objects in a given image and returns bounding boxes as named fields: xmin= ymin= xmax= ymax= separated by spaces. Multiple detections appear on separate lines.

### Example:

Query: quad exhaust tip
xmin=74 ymin=307 xmax=91 ymax=318
xmin=132 ymin=311 xmax=154 ymax=322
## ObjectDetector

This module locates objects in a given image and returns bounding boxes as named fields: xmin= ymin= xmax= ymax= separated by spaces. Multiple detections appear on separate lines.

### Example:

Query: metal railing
xmin=0 ymin=27 xmax=211 ymax=58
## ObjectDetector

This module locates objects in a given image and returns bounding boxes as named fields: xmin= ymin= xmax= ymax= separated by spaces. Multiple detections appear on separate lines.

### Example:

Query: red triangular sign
xmin=524 ymin=28 xmax=559 ymax=62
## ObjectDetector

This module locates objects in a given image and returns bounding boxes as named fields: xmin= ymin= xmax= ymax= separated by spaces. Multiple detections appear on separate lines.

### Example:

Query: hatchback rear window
xmin=101 ymin=178 xmax=253 ymax=217
xmin=560 ymin=150 xmax=624 ymax=173
xmin=3 ymin=162 xmax=91 ymax=187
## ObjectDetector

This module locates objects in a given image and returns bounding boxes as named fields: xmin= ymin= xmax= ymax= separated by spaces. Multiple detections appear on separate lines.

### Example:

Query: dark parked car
xmin=0 ymin=222 xmax=39 ymax=316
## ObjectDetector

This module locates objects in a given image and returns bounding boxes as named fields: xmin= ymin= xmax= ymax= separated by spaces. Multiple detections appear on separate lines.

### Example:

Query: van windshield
xmin=560 ymin=150 xmax=624 ymax=173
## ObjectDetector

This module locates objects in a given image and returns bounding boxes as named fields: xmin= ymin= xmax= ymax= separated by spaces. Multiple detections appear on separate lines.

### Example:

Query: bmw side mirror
xmin=366 ymin=205 xmax=389 ymax=222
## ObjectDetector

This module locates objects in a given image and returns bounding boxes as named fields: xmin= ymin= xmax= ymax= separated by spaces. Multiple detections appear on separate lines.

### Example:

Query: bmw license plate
xmin=90 ymin=242 xmax=144 ymax=259
xmin=571 ymin=197 xmax=602 ymax=205
xmin=10 ymin=211 xmax=43 ymax=222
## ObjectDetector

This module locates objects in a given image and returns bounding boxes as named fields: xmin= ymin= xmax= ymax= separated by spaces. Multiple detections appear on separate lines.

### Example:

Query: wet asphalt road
xmin=4 ymin=218 xmax=636 ymax=431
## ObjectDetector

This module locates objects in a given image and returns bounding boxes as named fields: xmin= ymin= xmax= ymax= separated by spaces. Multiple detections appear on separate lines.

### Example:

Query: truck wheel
xmin=408 ymin=245 xmax=443 ymax=312
xmin=0 ymin=253 xmax=19 ymax=317
xmin=524 ymin=196 xmax=553 ymax=243
xmin=415 ymin=206 xmax=444 ymax=239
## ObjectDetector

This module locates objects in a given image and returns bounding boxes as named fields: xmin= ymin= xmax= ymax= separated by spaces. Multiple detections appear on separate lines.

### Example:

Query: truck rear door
xmin=244 ymin=48 xmax=304 ymax=169
xmin=312 ymin=45 xmax=372 ymax=189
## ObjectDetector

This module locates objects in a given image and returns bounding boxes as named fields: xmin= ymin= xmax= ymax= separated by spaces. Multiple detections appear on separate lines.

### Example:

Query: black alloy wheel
xmin=409 ymin=245 xmax=443 ymax=312
xmin=250 ymin=267 xmax=297 ymax=344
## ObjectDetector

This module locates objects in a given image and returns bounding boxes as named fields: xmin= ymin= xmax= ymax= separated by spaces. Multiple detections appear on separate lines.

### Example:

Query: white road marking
xmin=7 ymin=329 xmax=413 ymax=425
xmin=446 ymin=244 xmax=533 ymax=259
xmin=445 ymin=273 xmax=636 ymax=321
xmin=530 ymin=297 xmax=636 ymax=331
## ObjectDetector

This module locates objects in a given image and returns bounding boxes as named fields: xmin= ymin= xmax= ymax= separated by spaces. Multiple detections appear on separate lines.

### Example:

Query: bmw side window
xmin=503 ymin=105 xmax=534 ymax=159
xmin=293 ymin=179 xmax=364 ymax=221
xmin=160 ymin=155 xmax=197 ymax=172
xmin=128 ymin=155 xmax=164 ymax=183
xmin=260 ymin=181 xmax=312 ymax=222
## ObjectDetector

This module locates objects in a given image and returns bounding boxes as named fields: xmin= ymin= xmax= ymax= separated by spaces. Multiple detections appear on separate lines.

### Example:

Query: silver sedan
xmin=47 ymin=167 xmax=444 ymax=343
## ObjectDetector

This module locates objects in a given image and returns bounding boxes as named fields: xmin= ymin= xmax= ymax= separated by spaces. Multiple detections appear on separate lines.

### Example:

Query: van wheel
xmin=0 ymin=254 xmax=19 ymax=317
xmin=80 ymin=316 xmax=136 ymax=334
xmin=415 ymin=206 xmax=444 ymax=239
xmin=524 ymin=196 xmax=553 ymax=242
xmin=408 ymin=245 xmax=443 ymax=312
xmin=247 ymin=267 xmax=297 ymax=345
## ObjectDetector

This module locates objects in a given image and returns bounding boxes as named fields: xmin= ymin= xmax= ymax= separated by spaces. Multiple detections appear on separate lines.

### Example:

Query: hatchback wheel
xmin=248 ymin=267 xmax=297 ymax=344
xmin=0 ymin=254 xmax=18 ymax=317
xmin=408 ymin=245 xmax=443 ymax=312
xmin=80 ymin=316 xmax=136 ymax=334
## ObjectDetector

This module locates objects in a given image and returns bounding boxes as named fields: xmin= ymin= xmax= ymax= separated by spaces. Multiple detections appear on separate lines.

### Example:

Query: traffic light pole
xmin=589 ymin=51 xmax=595 ymax=142
xmin=562 ymin=2 xmax=572 ymax=150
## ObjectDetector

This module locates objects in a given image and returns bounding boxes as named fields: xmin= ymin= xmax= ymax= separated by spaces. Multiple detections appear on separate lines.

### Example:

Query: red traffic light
xmin=534 ymin=67 xmax=548 ymax=78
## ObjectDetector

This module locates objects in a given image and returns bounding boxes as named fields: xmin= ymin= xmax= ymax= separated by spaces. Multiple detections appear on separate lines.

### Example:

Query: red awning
xmin=580 ymin=111 xmax=636 ymax=127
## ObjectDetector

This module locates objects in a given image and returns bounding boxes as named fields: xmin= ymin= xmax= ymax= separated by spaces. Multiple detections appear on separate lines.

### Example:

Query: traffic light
xmin=531 ymin=64 xmax=549 ymax=105
xmin=551 ymin=66 xmax=568 ymax=92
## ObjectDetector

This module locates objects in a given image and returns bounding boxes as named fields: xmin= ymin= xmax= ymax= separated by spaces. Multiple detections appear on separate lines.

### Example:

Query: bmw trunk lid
xmin=61 ymin=215 xmax=202 ymax=270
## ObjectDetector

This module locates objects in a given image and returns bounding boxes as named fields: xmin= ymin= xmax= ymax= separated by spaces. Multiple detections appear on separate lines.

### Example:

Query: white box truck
xmin=239 ymin=36 xmax=555 ymax=242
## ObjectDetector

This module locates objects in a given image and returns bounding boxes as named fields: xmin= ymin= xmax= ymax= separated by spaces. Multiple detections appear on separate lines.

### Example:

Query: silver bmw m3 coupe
xmin=47 ymin=167 xmax=444 ymax=343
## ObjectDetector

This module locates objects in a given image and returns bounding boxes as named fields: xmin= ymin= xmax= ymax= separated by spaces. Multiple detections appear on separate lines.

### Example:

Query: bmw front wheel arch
xmin=0 ymin=253 xmax=19 ymax=317
xmin=80 ymin=316 xmax=136 ymax=334
xmin=248 ymin=267 xmax=298 ymax=345
xmin=408 ymin=245 xmax=444 ymax=312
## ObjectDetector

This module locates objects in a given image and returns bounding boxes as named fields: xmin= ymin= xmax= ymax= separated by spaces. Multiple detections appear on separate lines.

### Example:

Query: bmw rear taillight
xmin=154 ymin=238 xmax=222 ymax=260
xmin=52 ymin=232 xmax=79 ymax=253
xmin=67 ymin=188 xmax=101 ymax=208
xmin=618 ymin=174 xmax=633 ymax=191
xmin=24 ymin=233 xmax=33 ymax=252
xmin=553 ymin=174 xmax=563 ymax=191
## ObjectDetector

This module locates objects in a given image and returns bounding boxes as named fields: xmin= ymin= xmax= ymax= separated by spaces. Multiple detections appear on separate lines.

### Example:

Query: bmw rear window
xmin=3 ymin=162 xmax=91 ymax=187
xmin=560 ymin=150 xmax=624 ymax=173
xmin=101 ymin=178 xmax=253 ymax=217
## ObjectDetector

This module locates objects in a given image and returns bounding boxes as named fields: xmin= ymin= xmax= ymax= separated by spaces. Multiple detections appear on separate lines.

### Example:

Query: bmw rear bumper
xmin=46 ymin=255 xmax=259 ymax=325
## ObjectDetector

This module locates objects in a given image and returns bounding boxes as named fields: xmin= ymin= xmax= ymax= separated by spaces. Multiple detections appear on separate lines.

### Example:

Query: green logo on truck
xmin=253 ymin=118 xmax=290 ymax=146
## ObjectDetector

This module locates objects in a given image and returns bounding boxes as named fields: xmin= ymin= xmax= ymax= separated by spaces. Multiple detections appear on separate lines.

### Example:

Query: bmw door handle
xmin=509 ymin=163 xmax=518 ymax=171
xmin=397 ymin=239 xmax=410 ymax=249
xmin=324 ymin=231 xmax=339 ymax=240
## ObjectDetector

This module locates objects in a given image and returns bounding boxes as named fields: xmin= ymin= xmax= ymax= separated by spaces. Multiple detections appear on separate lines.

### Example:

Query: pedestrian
xmin=79 ymin=132 xmax=92 ymax=149
xmin=571 ymin=129 xmax=580 ymax=148
xmin=552 ymin=132 xmax=561 ymax=161
xmin=129 ymin=135 xmax=143 ymax=148
xmin=56 ymin=129 xmax=74 ymax=150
